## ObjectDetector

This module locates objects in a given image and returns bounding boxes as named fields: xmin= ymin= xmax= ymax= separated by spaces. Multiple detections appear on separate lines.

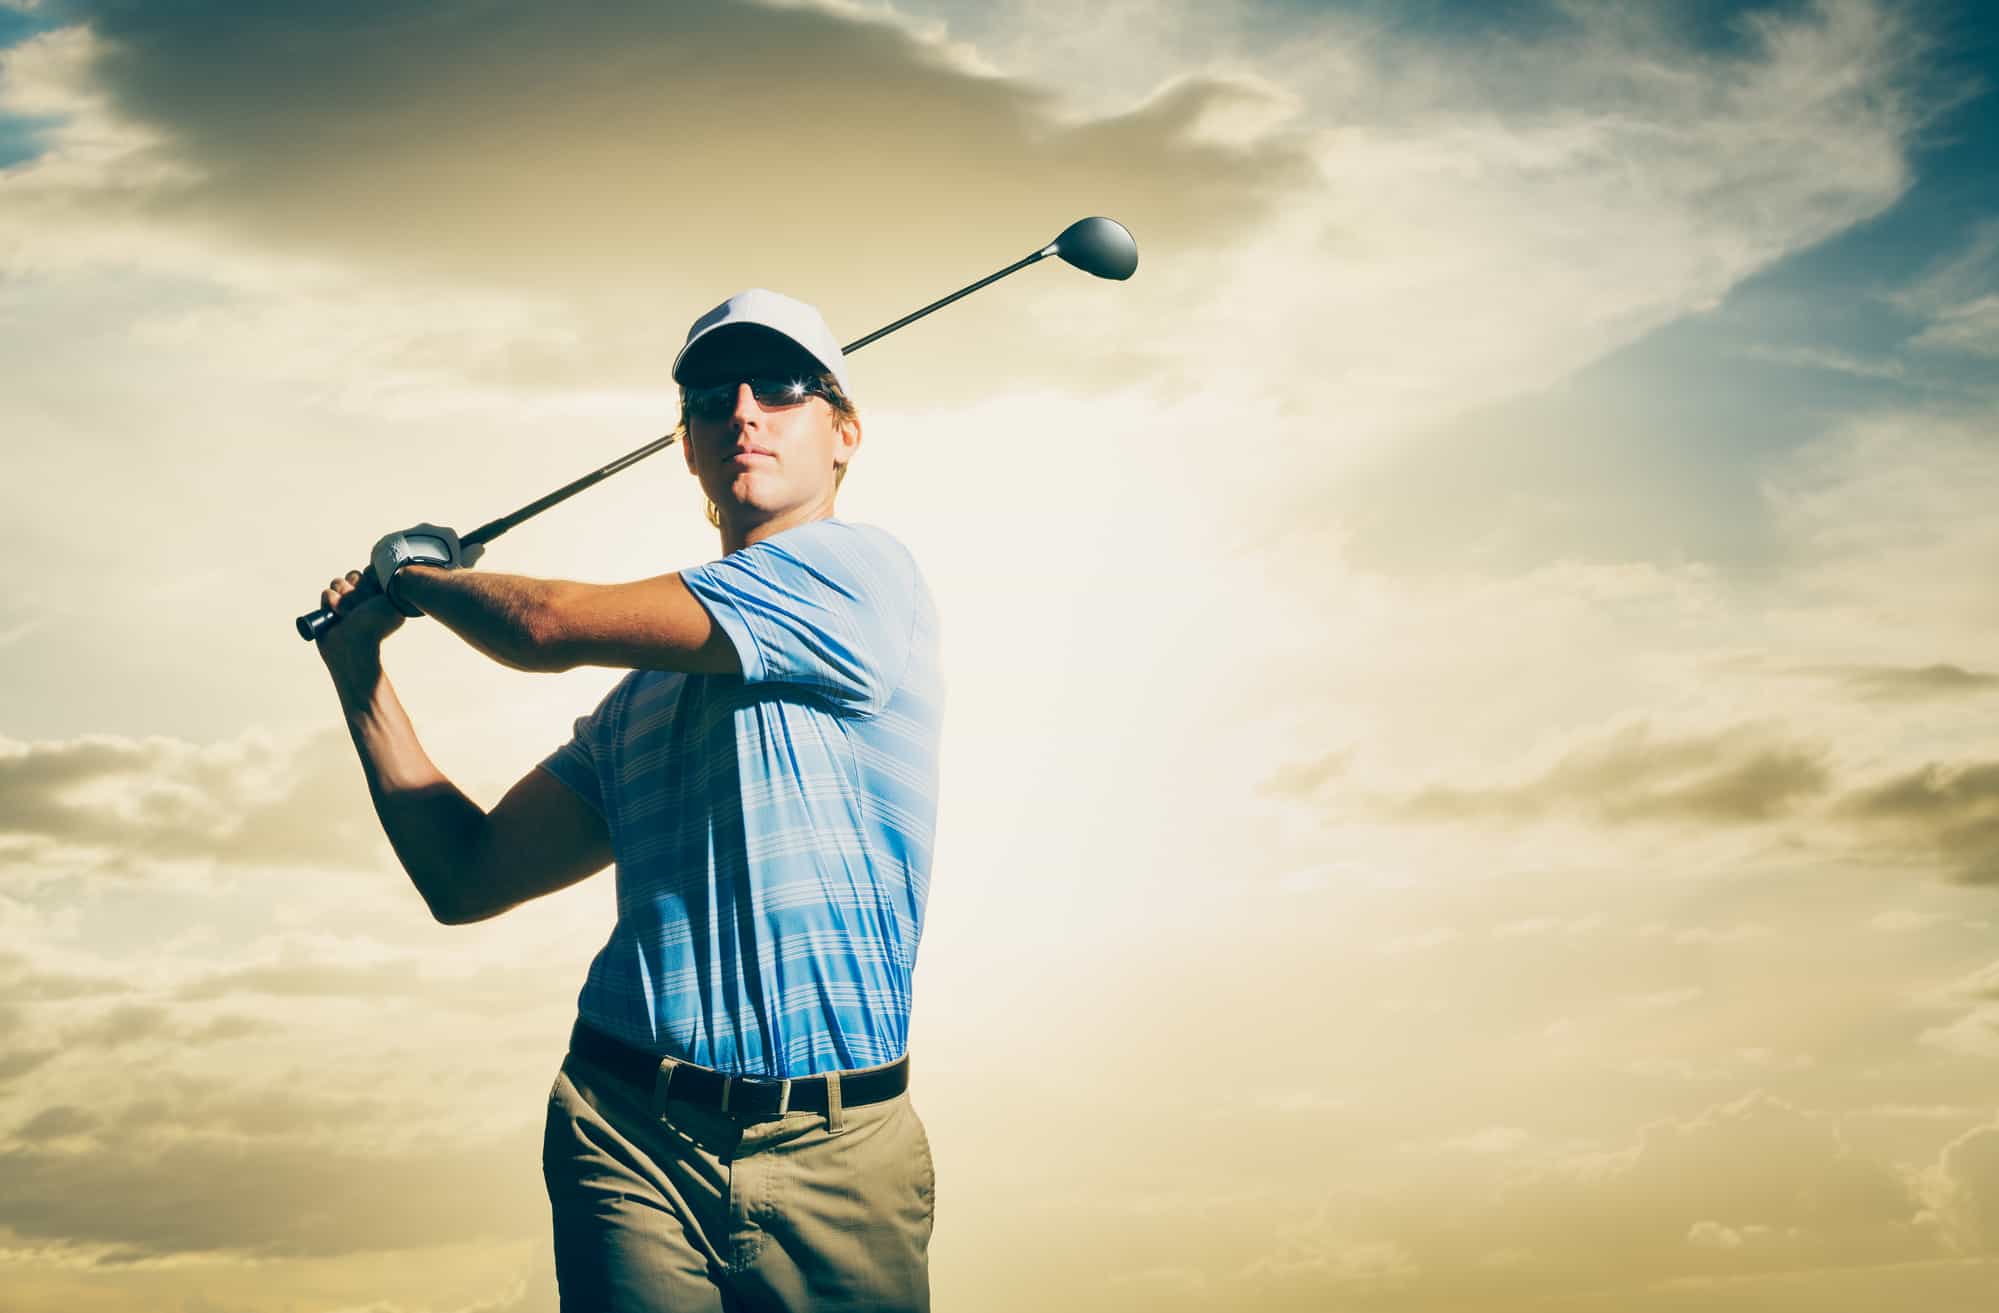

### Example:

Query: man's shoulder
xmin=765 ymin=518 xmax=925 ymax=587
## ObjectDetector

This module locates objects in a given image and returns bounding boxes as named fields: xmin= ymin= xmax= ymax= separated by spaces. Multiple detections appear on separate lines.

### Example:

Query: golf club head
xmin=1051 ymin=216 xmax=1138 ymax=280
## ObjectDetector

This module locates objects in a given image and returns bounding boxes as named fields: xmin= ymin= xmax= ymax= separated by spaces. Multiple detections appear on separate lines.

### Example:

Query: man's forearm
xmin=394 ymin=566 xmax=570 ymax=671
xmin=325 ymin=651 xmax=490 ymax=923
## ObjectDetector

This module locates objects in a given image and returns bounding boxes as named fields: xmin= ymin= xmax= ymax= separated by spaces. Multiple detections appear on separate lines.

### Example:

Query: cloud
xmin=1258 ymin=749 xmax=1348 ymax=800
xmin=1479 ymin=1091 xmax=1933 ymax=1281
xmin=0 ymin=1121 xmax=544 ymax=1259
xmin=1911 ymin=297 xmax=1999 ymax=358
xmin=1896 ymin=219 xmax=1999 ymax=358
xmin=1911 ymin=961 xmax=1999 ymax=1059
xmin=0 ymin=1047 xmax=58 ymax=1086
xmin=1743 ymin=343 xmax=1912 ymax=381
xmin=168 ymin=941 xmax=582 ymax=1014
xmin=174 ymin=958 xmax=425 ymax=1002
xmin=1832 ymin=663 xmax=1999 ymax=702
xmin=183 ymin=1013 xmax=279 ymax=1044
xmin=0 ymin=1 xmax=1313 ymax=407
xmin=1390 ymin=720 xmax=1833 ymax=827
xmin=12 ymin=1103 xmax=97 ymax=1141
xmin=0 ymin=0 xmax=1935 ymax=438
xmin=0 ymin=727 xmax=377 ymax=873
xmin=1917 ymin=1118 xmax=1999 ymax=1256
xmin=1916 ymin=1005 xmax=1999 ymax=1059
xmin=0 ymin=948 xmax=126 ymax=998
xmin=0 ymin=616 xmax=49 ymax=648
xmin=1091 ymin=1088 xmax=1939 ymax=1306
xmin=64 ymin=1001 xmax=172 ymax=1048
xmin=1831 ymin=759 xmax=1999 ymax=886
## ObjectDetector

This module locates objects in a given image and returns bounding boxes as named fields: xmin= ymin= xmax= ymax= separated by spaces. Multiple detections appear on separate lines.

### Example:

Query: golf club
xmin=296 ymin=216 xmax=1138 ymax=641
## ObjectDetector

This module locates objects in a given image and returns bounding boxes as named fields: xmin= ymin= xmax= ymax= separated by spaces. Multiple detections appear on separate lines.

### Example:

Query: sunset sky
xmin=5 ymin=0 xmax=1999 ymax=1309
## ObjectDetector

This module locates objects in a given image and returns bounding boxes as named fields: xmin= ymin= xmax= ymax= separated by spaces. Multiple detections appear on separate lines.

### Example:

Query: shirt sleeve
xmin=678 ymin=520 xmax=920 ymax=718
xmin=535 ymin=680 xmax=622 ymax=815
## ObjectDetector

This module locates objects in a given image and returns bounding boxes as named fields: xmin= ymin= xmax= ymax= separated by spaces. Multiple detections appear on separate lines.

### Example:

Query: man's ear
xmin=836 ymin=414 xmax=863 ymax=463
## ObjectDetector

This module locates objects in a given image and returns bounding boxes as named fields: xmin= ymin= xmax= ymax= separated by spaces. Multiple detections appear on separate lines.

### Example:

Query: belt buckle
xmin=722 ymin=1073 xmax=792 ymax=1118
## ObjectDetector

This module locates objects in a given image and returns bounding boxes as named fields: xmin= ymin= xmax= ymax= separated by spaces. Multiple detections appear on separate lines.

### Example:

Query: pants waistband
xmin=567 ymin=1020 xmax=910 ymax=1122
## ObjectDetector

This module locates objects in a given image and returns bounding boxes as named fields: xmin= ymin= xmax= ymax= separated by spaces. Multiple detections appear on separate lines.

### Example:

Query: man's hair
xmin=679 ymin=372 xmax=859 ymax=530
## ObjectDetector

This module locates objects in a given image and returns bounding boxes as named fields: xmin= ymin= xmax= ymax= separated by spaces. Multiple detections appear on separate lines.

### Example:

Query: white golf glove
xmin=370 ymin=523 xmax=484 ymax=617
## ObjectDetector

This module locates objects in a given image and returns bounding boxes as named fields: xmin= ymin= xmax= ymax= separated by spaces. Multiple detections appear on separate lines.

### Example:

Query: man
xmin=313 ymin=289 xmax=944 ymax=1311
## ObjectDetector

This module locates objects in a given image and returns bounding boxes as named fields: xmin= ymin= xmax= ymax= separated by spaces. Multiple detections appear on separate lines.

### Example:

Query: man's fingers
xmin=321 ymin=569 xmax=375 ymax=609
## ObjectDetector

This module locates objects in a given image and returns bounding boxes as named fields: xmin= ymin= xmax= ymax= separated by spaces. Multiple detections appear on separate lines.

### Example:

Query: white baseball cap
xmin=672 ymin=288 xmax=854 ymax=401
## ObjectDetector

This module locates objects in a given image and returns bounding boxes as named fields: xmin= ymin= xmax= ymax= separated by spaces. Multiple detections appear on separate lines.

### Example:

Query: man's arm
xmin=394 ymin=567 xmax=740 ymax=676
xmin=317 ymin=572 xmax=613 ymax=924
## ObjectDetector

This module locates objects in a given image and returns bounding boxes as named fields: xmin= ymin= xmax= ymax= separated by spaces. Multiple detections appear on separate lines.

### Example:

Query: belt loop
xmin=651 ymin=1057 xmax=679 ymax=1121
xmin=824 ymin=1069 xmax=845 ymax=1135
xmin=719 ymin=1074 xmax=733 ymax=1115
xmin=775 ymin=1077 xmax=792 ymax=1116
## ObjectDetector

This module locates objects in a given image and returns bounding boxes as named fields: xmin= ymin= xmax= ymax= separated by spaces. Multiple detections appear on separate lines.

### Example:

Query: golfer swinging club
xmin=312 ymin=289 xmax=943 ymax=1311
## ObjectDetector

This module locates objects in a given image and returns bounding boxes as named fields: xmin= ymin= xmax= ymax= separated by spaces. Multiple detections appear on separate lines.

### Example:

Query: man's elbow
xmin=425 ymin=885 xmax=509 ymax=926
xmin=417 ymin=876 xmax=473 ymax=926
xmin=408 ymin=856 xmax=499 ymax=926
xmin=514 ymin=589 xmax=582 ymax=673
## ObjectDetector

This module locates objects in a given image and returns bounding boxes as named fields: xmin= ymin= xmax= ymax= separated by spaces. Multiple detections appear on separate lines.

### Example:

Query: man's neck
xmin=722 ymin=502 xmax=838 ymax=555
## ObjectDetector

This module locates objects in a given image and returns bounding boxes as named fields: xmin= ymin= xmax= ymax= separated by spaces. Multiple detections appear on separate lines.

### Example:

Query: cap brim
xmin=674 ymin=324 xmax=830 ymax=387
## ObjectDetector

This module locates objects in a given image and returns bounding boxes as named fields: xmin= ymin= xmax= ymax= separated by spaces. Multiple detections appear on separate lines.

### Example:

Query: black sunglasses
xmin=681 ymin=375 xmax=835 ymax=422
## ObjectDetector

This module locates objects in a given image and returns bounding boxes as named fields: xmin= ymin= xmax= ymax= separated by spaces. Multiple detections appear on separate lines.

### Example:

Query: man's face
xmin=678 ymin=329 xmax=859 ymax=531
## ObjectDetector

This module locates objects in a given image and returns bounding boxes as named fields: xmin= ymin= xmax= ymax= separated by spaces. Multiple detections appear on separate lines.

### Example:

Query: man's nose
xmin=729 ymin=382 xmax=761 ymax=422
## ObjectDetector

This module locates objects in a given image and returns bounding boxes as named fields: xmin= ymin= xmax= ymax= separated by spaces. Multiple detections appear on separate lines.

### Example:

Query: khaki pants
xmin=543 ymin=1047 xmax=936 ymax=1311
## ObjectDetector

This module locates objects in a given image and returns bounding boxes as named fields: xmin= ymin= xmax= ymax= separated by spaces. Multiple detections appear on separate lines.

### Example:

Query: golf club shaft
xmin=841 ymin=248 xmax=1048 ymax=352
xmin=296 ymin=247 xmax=1056 ymax=642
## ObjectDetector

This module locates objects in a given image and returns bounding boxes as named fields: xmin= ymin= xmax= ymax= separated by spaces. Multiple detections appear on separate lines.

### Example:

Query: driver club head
xmin=1050 ymin=216 xmax=1138 ymax=280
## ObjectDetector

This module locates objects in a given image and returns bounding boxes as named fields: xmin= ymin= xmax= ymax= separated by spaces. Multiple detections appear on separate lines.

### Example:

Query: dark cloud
xmin=1390 ymin=721 xmax=1832 ymax=827
xmin=1835 ymin=663 xmax=1999 ymax=701
xmin=13 ymin=1104 xmax=99 ymax=1142
xmin=60 ymin=1002 xmax=280 ymax=1051
xmin=1831 ymin=760 xmax=1999 ymax=886
xmin=111 ymin=1081 xmax=393 ymax=1141
xmin=66 ymin=1002 xmax=173 ymax=1048
xmin=0 ymin=1065 xmax=544 ymax=1263
xmin=0 ymin=728 xmax=377 ymax=872
xmin=0 ymin=1123 xmax=544 ymax=1259
xmin=0 ymin=1048 xmax=59 ymax=1086
xmin=183 ymin=1013 xmax=278 ymax=1044
xmin=49 ymin=0 xmax=1314 ymax=400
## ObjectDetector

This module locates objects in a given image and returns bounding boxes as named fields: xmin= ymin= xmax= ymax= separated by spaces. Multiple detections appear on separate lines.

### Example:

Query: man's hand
xmin=370 ymin=523 xmax=485 ymax=616
xmin=315 ymin=567 xmax=407 ymax=666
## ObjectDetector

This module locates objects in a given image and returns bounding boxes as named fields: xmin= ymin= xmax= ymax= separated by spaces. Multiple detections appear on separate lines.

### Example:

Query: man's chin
xmin=716 ymin=491 xmax=789 ymax=526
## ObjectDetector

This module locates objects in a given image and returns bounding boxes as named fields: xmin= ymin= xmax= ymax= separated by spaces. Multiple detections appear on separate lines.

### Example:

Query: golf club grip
xmin=296 ymin=605 xmax=338 ymax=642
xmin=296 ymin=570 xmax=387 ymax=642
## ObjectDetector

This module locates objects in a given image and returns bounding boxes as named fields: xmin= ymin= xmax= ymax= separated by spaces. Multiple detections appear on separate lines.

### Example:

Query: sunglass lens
xmin=749 ymin=377 xmax=819 ymax=406
xmin=685 ymin=376 xmax=822 ymax=419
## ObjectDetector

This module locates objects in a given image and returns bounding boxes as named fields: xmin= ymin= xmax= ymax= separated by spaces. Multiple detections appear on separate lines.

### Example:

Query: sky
xmin=4 ymin=0 xmax=1999 ymax=1309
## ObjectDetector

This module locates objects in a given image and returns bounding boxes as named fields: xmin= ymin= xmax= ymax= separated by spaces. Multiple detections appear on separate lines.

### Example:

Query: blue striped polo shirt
xmin=537 ymin=517 xmax=943 ymax=1078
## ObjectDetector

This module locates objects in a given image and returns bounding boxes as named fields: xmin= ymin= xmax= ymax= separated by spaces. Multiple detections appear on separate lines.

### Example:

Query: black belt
xmin=567 ymin=1020 xmax=909 ymax=1120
